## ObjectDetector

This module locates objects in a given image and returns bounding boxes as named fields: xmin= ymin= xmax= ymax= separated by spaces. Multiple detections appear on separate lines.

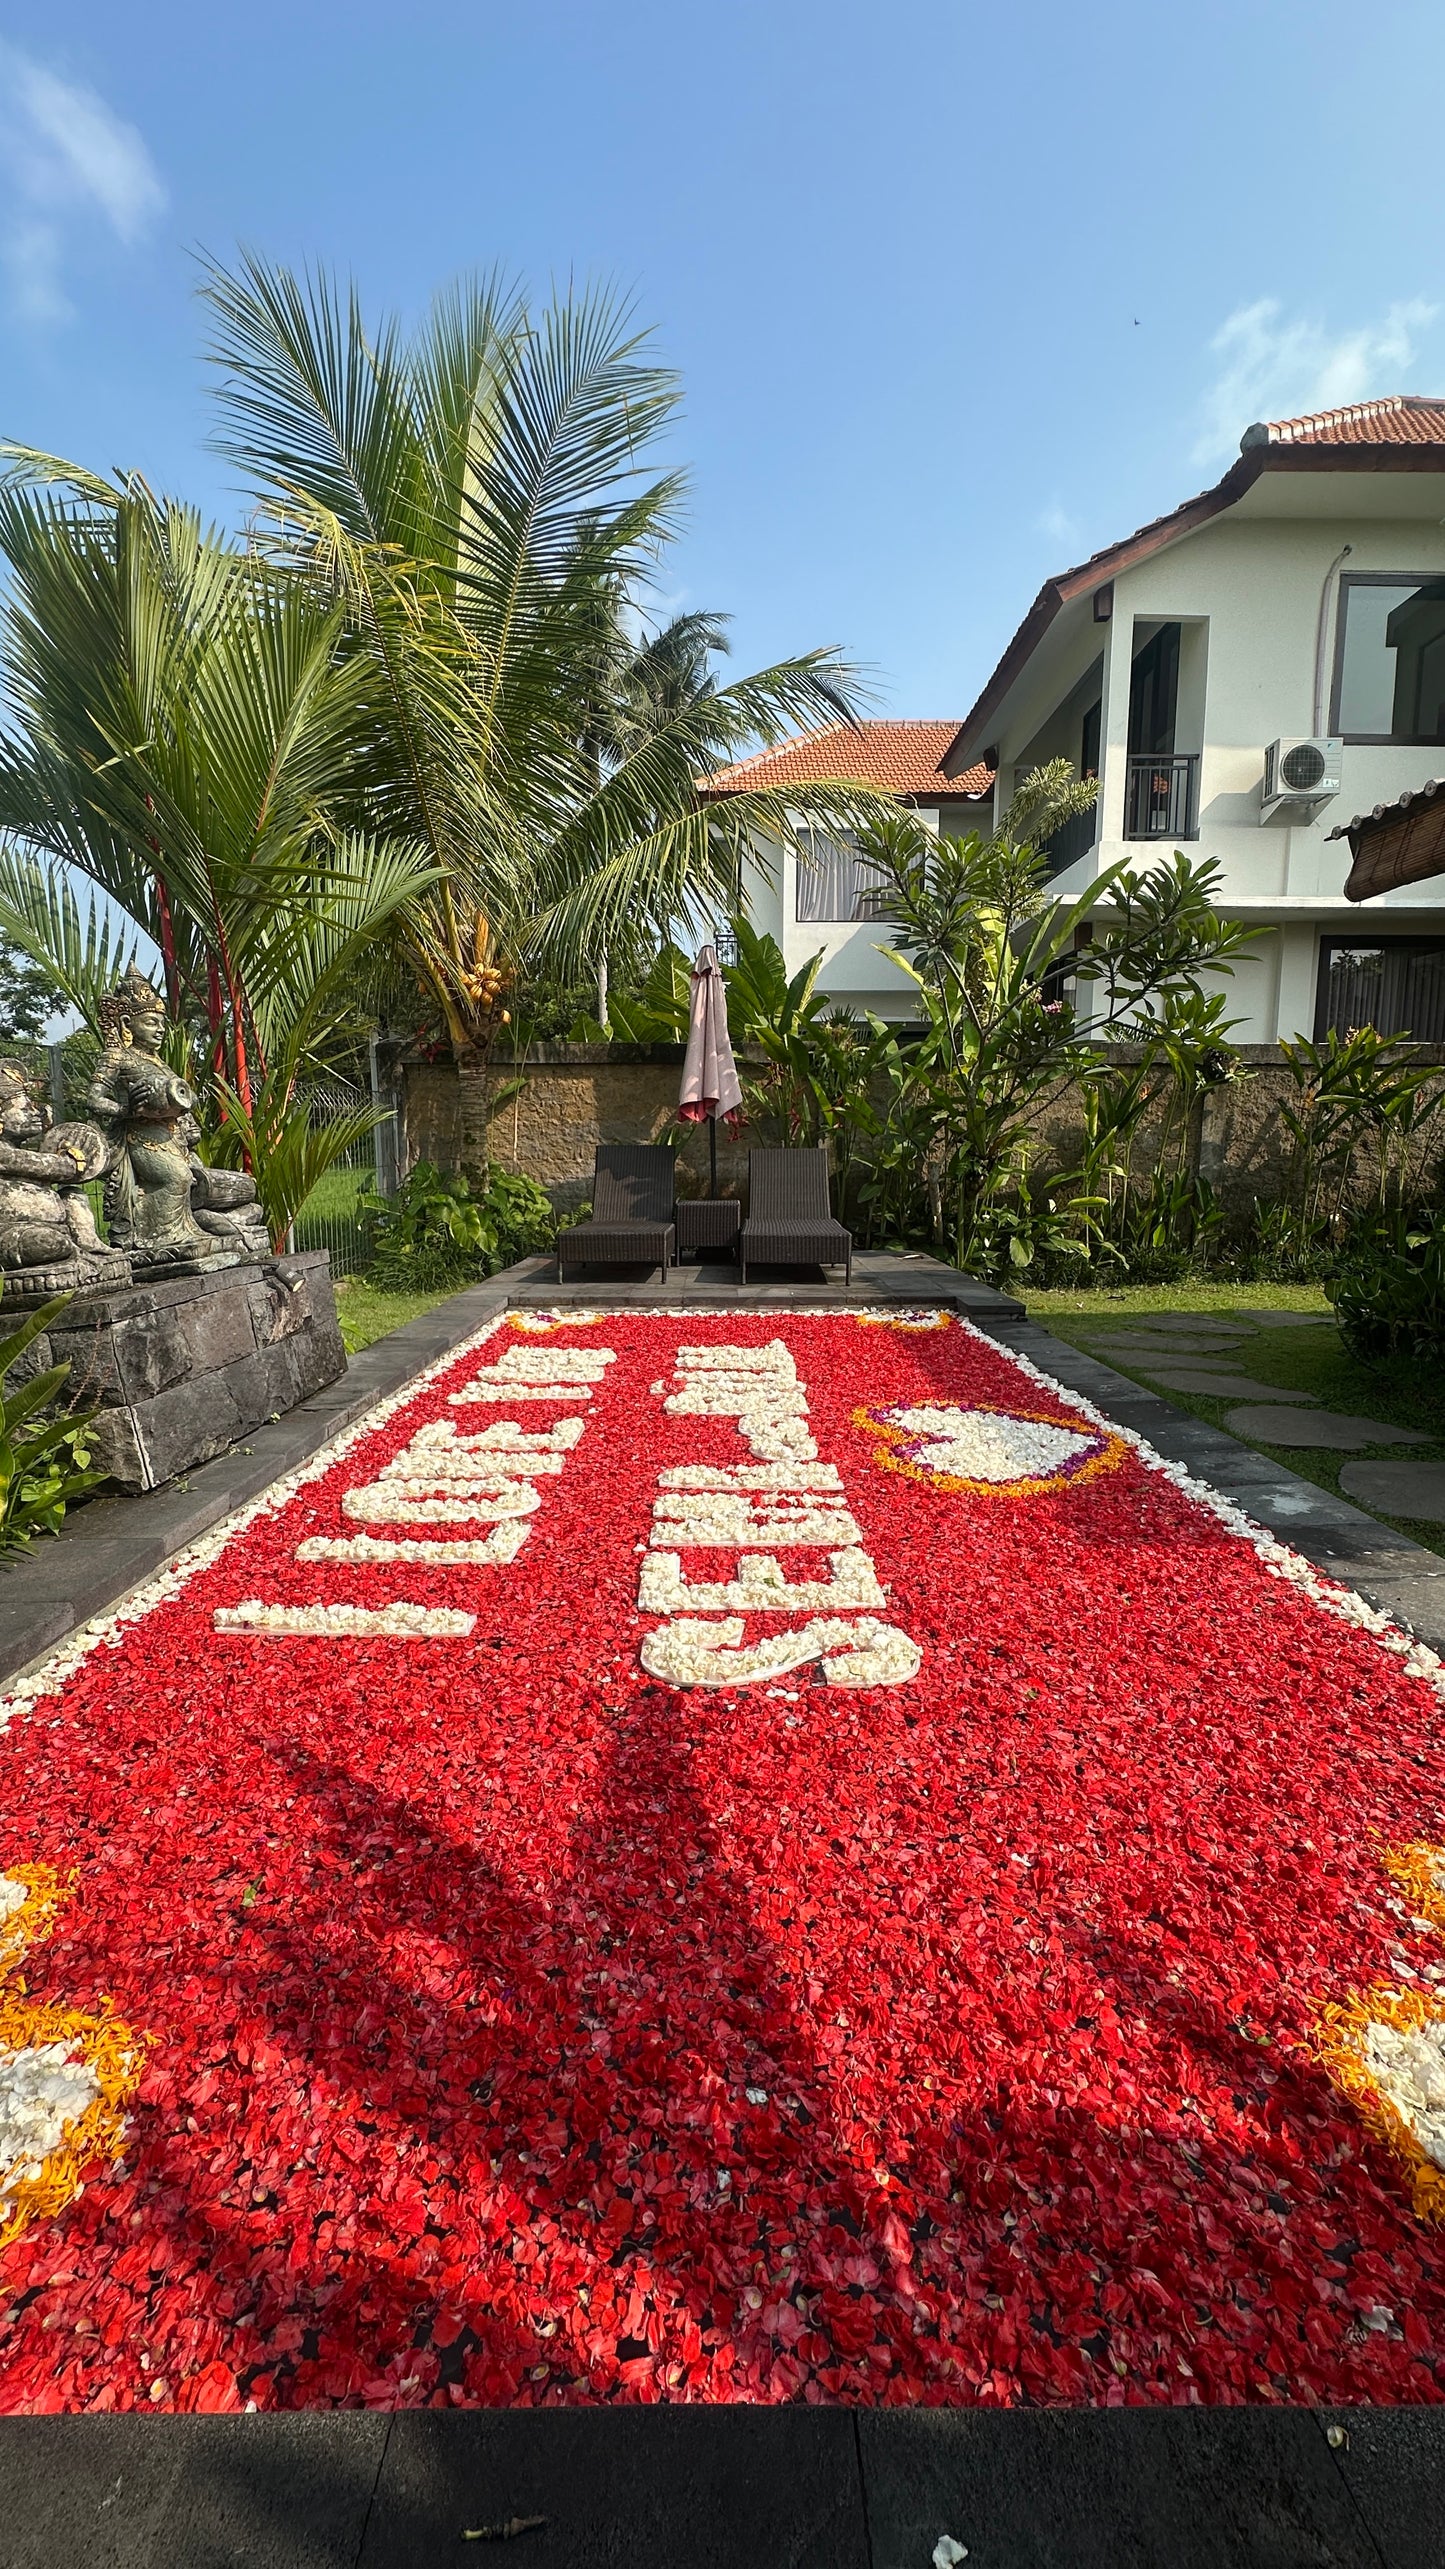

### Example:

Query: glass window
xmin=1315 ymin=938 xmax=1445 ymax=1043
xmin=1333 ymin=576 xmax=1445 ymax=740
xmin=795 ymin=831 xmax=887 ymax=923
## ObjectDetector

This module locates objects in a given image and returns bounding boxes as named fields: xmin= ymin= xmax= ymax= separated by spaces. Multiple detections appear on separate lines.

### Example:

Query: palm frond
xmin=214 ymin=1076 xmax=383 ymax=1245
xmin=201 ymin=253 xmax=425 ymax=547
xmin=0 ymin=847 xmax=140 ymax=1033
xmin=242 ymin=831 xmax=445 ymax=1069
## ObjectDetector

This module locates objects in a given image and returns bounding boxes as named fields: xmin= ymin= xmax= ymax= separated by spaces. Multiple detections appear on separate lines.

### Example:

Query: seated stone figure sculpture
xmin=179 ymin=1114 xmax=271 ymax=1260
xmin=0 ymin=1062 xmax=130 ymax=1299
xmin=86 ymin=968 xmax=268 ymax=1273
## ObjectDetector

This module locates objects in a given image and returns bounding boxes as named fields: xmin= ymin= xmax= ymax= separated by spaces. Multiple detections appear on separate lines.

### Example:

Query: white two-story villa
xmin=714 ymin=396 xmax=1445 ymax=1044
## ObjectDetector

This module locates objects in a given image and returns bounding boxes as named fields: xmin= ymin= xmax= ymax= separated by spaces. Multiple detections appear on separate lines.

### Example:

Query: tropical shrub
xmin=206 ymin=1078 xmax=384 ymax=1250
xmin=362 ymin=1162 xmax=556 ymax=1291
xmin=1327 ymin=1209 xmax=1445 ymax=1362
xmin=1068 ymin=990 xmax=1242 ymax=1277
xmin=1276 ymin=1028 xmax=1444 ymax=1238
xmin=722 ymin=921 xmax=886 ymax=1173
xmin=0 ymin=1296 xmax=103 ymax=1552
xmin=575 ymin=943 xmax=694 ymax=1047
xmin=846 ymin=773 xmax=1261 ymax=1282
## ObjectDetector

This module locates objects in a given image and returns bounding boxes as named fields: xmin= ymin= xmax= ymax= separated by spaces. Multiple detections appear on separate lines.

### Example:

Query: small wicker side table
xmin=676 ymin=1197 xmax=741 ymax=1260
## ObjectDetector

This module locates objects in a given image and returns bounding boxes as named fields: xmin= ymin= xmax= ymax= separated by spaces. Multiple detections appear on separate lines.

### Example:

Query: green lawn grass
xmin=298 ymin=1164 xmax=368 ymax=1221
xmin=1024 ymin=1279 xmax=1333 ymax=1319
xmin=332 ymin=1277 xmax=457 ymax=1354
xmin=1032 ymin=1289 xmax=1445 ymax=1560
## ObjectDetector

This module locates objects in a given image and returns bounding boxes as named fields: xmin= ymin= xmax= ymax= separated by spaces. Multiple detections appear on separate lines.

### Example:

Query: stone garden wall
xmin=1029 ymin=1049 xmax=1445 ymax=1215
xmin=398 ymin=1044 xmax=1445 ymax=1219
xmin=399 ymin=1046 xmax=752 ymax=1211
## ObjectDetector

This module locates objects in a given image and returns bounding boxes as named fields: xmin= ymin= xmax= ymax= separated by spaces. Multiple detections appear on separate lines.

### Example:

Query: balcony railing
xmin=1039 ymin=803 xmax=1099 ymax=877
xmin=1124 ymin=752 xmax=1199 ymax=841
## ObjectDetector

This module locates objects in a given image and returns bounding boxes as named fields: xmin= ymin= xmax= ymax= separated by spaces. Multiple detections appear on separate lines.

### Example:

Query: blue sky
xmin=2 ymin=0 xmax=1444 ymax=722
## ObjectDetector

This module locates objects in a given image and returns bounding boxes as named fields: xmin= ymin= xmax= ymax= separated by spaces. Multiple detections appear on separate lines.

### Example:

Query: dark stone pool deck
xmin=3 ymin=2402 xmax=1442 ymax=2567
xmin=4 ymin=1257 xmax=1443 ymax=2558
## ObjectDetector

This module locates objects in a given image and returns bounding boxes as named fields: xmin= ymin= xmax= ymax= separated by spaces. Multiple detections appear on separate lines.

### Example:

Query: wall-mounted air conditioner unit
xmin=1260 ymin=736 xmax=1342 ymax=818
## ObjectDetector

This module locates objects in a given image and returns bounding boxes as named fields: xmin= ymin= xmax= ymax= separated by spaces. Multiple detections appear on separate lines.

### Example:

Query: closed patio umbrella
xmin=677 ymin=943 xmax=743 ymax=1196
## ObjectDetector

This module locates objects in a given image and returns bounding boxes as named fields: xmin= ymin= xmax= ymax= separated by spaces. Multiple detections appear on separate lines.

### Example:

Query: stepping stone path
xmin=1340 ymin=1459 xmax=1445 ymax=1520
xmin=1223 ymin=1406 xmax=1430 ymax=1451
xmin=1085 ymin=1346 xmax=1254 ymax=1366
xmin=1142 ymin=1367 xmax=1321 ymax=1402
xmin=1106 ymin=1314 xmax=1257 ymax=1338
xmin=1237 ymin=1311 xmax=1337 ymax=1330
xmin=1078 ymin=1313 xmax=1428 ymax=1473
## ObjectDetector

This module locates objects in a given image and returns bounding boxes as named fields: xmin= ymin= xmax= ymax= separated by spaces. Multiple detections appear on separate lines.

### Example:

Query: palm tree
xmin=586 ymin=603 xmax=729 ymax=770
xmin=200 ymin=256 xmax=889 ymax=1148
xmin=0 ymin=465 xmax=437 ymax=1228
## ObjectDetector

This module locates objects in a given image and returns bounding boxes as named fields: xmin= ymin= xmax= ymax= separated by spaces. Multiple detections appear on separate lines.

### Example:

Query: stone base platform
xmin=16 ymin=1251 xmax=346 ymax=1492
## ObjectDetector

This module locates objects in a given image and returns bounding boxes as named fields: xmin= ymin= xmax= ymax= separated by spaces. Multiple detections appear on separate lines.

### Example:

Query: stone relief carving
xmin=0 ymin=970 xmax=275 ymax=1303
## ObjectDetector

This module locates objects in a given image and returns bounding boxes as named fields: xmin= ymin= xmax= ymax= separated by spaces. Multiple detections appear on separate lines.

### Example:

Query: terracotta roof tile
xmin=702 ymin=720 xmax=992 ymax=800
xmin=1255 ymin=395 xmax=1445 ymax=448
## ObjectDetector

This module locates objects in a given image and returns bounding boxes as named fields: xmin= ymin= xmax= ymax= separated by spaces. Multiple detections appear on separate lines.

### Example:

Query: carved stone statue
xmin=0 ymin=1062 xmax=131 ymax=1300
xmin=179 ymin=1113 xmax=271 ymax=1261
xmin=84 ymin=968 xmax=256 ymax=1274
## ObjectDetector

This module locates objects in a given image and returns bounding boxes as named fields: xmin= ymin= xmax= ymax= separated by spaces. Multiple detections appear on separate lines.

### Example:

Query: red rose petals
xmin=0 ymin=1308 xmax=1441 ymax=2412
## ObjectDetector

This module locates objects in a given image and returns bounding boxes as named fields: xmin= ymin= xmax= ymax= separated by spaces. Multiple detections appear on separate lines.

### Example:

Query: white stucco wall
xmin=737 ymin=471 xmax=1445 ymax=1038
xmin=1001 ymin=484 xmax=1445 ymax=1040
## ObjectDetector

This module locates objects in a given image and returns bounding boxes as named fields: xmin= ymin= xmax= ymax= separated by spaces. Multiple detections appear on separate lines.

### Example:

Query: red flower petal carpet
xmin=0 ymin=1308 xmax=1442 ymax=2413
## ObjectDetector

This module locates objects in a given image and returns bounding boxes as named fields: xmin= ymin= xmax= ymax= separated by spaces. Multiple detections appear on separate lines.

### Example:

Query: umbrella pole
xmin=709 ymin=1114 xmax=718 ymax=1199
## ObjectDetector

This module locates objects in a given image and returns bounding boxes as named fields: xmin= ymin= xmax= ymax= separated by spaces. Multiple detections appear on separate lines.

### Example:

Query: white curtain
xmin=795 ymin=830 xmax=877 ymax=923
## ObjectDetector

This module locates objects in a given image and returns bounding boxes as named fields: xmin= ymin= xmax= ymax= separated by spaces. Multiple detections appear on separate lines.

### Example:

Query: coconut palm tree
xmin=200 ymin=256 xmax=888 ymax=1115
xmin=0 ymin=466 xmax=439 ymax=1228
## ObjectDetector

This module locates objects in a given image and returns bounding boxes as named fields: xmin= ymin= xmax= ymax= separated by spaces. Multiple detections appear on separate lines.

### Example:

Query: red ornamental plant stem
xmin=0 ymin=1308 xmax=1442 ymax=2416
xmin=207 ymin=956 xmax=226 ymax=1091
xmin=154 ymin=874 xmax=179 ymax=1018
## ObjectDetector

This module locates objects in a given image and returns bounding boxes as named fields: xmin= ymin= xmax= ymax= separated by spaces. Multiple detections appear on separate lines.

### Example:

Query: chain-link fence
xmin=289 ymin=1065 xmax=397 ymax=1277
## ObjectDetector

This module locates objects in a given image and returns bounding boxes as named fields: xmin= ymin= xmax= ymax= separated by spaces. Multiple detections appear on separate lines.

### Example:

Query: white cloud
xmin=0 ymin=44 xmax=165 ymax=323
xmin=1192 ymin=297 xmax=1439 ymax=465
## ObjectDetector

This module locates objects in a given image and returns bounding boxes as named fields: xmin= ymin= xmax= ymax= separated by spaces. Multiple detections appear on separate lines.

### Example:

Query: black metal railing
xmin=1124 ymin=751 xmax=1199 ymax=840
xmin=1039 ymin=803 xmax=1099 ymax=876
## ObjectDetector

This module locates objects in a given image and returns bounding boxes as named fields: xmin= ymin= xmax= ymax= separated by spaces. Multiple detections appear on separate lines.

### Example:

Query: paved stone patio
xmin=3 ymin=2404 xmax=1442 ymax=2566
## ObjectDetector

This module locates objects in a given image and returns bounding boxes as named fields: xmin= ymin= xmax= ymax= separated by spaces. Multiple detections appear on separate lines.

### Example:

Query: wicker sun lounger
xmin=555 ymin=1143 xmax=677 ymax=1280
xmin=739 ymin=1147 xmax=852 ymax=1284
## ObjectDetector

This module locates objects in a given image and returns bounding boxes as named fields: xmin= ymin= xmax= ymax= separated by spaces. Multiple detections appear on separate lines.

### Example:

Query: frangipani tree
xmin=853 ymin=761 xmax=1262 ymax=1272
